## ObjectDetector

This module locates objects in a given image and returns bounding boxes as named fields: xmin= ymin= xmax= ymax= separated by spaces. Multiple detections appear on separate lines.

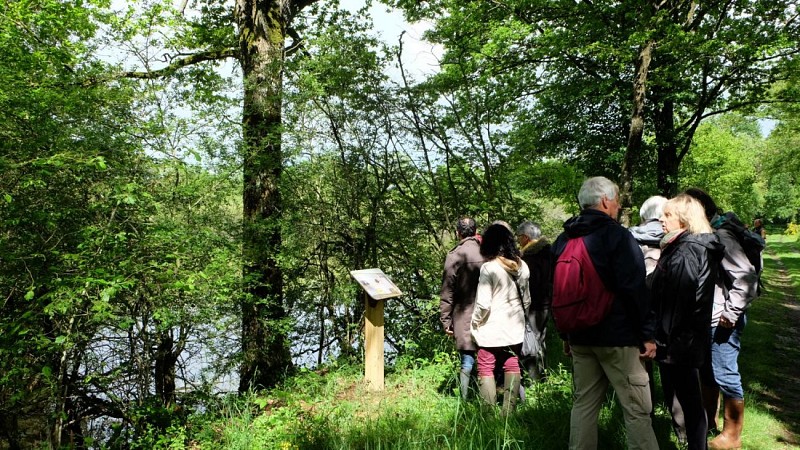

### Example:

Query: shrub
xmin=785 ymin=222 xmax=799 ymax=236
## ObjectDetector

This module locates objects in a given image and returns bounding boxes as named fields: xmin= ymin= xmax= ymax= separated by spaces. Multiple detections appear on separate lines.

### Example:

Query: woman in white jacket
xmin=471 ymin=223 xmax=531 ymax=414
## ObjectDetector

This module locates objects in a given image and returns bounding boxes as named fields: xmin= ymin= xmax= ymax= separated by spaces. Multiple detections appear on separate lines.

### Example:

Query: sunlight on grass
xmin=741 ymin=233 xmax=800 ymax=449
xmin=743 ymin=403 xmax=798 ymax=450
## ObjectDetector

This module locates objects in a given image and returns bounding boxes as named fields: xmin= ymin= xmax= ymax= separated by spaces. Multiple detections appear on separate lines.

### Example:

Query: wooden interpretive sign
xmin=350 ymin=268 xmax=402 ymax=391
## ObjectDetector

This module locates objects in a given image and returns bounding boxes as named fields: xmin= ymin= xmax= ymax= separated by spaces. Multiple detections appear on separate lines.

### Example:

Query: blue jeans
xmin=709 ymin=313 xmax=746 ymax=400
xmin=460 ymin=350 xmax=476 ymax=373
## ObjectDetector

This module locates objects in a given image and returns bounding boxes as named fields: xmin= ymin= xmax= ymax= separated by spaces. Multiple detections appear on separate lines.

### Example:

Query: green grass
xmin=153 ymin=235 xmax=800 ymax=450
xmin=173 ymin=348 xmax=687 ymax=449
xmin=737 ymin=233 xmax=800 ymax=449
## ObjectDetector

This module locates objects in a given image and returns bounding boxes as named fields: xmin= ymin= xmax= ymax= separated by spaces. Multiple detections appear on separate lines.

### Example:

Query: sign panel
xmin=350 ymin=268 xmax=403 ymax=300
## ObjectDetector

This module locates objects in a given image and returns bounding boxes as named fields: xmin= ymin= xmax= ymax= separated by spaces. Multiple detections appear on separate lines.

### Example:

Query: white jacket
xmin=470 ymin=257 xmax=531 ymax=348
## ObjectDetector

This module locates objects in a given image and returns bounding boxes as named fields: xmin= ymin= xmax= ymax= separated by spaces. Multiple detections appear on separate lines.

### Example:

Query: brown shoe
xmin=708 ymin=398 xmax=744 ymax=449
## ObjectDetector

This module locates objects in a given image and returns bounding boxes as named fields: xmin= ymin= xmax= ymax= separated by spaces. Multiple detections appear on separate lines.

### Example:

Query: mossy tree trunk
xmin=235 ymin=0 xmax=317 ymax=392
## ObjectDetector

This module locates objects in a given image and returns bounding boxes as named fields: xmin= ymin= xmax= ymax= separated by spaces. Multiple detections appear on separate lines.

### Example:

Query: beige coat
xmin=470 ymin=257 xmax=531 ymax=348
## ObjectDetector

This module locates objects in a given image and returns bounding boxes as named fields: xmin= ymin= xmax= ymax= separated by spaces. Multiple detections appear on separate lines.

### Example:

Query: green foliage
xmin=3 ymin=0 xmax=799 ymax=446
xmin=0 ymin=1 xmax=148 ymax=444
xmin=395 ymin=0 xmax=800 ymax=199
xmin=762 ymin=173 xmax=800 ymax=223
xmin=679 ymin=115 xmax=762 ymax=221
xmin=281 ymin=4 xmax=528 ymax=368
xmin=760 ymin=97 xmax=800 ymax=223
xmin=785 ymin=223 xmax=799 ymax=236
xmin=0 ymin=0 xmax=243 ymax=445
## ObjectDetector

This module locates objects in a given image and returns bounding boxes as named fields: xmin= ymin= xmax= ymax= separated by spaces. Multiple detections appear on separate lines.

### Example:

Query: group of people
xmin=439 ymin=218 xmax=553 ymax=415
xmin=439 ymin=176 xmax=761 ymax=449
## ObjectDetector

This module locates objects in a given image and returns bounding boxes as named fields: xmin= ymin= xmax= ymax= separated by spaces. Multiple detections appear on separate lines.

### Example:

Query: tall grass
xmin=179 ymin=350 xmax=689 ymax=449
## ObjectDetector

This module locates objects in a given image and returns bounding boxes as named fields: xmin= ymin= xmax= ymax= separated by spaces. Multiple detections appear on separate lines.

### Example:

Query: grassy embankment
xmin=159 ymin=234 xmax=800 ymax=449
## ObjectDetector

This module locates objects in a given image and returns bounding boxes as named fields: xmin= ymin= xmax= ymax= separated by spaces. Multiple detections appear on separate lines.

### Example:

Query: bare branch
xmin=286 ymin=27 xmax=310 ymax=57
xmin=177 ymin=0 xmax=189 ymax=14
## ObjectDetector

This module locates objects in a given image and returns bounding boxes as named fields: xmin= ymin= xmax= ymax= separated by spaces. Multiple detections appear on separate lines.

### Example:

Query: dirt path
xmin=759 ymin=239 xmax=800 ymax=445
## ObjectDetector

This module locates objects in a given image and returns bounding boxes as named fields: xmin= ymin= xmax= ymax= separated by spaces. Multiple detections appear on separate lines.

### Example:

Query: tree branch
xmin=118 ymin=48 xmax=239 ymax=80
xmin=286 ymin=27 xmax=310 ymax=57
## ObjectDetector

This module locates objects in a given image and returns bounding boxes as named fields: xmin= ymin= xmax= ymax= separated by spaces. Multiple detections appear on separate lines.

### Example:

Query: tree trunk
xmin=0 ymin=412 xmax=21 ymax=450
xmin=654 ymin=100 xmax=680 ymax=197
xmin=63 ymin=388 xmax=86 ymax=450
xmin=154 ymin=329 xmax=177 ymax=407
xmin=620 ymin=40 xmax=654 ymax=225
xmin=51 ymin=317 xmax=73 ymax=449
xmin=236 ymin=0 xmax=293 ymax=392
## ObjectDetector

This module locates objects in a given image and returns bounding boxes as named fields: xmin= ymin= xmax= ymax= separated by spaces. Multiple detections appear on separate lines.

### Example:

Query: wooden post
xmin=364 ymin=293 xmax=385 ymax=391
xmin=350 ymin=268 xmax=399 ymax=392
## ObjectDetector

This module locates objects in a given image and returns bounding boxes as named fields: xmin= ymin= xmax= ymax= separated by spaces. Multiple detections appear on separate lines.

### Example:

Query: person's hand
xmin=563 ymin=340 xmax=572 ymax=357
xmin=640 ymin=340 xmax=656 ymax=360
xmin=445 ymin=329 xmax=454 ymax=337
xmin=719 ymin=316 xmax=735 ymax=329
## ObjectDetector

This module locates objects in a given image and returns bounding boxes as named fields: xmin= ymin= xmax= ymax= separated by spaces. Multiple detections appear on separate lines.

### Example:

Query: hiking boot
xmin=708 ymin=398 xmax=744 ymax=449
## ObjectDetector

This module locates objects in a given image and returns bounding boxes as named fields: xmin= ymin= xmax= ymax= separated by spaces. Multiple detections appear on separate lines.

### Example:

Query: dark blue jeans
xmin=708 ymin=313 xmax=746 ymax=400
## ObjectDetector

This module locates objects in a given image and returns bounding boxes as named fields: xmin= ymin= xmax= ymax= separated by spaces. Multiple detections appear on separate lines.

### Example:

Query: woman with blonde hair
xmin=651 ymin=194 xmax=724 ymax=450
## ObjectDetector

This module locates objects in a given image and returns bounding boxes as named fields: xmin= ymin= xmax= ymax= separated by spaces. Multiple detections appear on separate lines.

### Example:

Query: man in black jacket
xmin=552 ymin=177 xmax=658 ymax=450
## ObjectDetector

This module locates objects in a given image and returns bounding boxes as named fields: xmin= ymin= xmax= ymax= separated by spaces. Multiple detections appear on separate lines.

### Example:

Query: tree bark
xmin=620 ymin=39 xmax=655 ymax=225
xmin=654 ymin=100 xmax=681 ymax=197
xmin=154 ymin=329 xmax=177 ymax=407
xmin=0 ymin=412 xmax=21 ymax=450
xmin=236 ymin=0 xmax=296 ymax=392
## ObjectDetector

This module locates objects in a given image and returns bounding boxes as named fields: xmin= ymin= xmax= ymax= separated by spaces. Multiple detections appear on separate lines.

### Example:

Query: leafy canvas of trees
xmin=1 ymin=0 xmax=799 ymax=447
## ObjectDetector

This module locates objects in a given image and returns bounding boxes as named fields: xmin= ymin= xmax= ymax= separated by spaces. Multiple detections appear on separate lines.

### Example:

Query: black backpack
xmin=716 ymin=212 xmax=765 ymax=293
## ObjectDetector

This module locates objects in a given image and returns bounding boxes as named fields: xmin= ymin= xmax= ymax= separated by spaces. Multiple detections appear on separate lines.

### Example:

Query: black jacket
xmin=520 ymin=238 xmax=553 ymax=312
xmin=651 ymin=231 xmax=723 ymax=367
xmin=552 ymin=209 xmax=655 ymax=347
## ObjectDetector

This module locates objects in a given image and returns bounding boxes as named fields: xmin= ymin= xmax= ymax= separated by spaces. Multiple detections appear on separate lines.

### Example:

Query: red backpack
xmin=552 ymin=237 xmax=614 ymax=333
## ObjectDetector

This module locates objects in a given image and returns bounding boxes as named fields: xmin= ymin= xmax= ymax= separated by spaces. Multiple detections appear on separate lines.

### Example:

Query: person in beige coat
xmin=471 ymin=223 xmax=530 ymax=414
